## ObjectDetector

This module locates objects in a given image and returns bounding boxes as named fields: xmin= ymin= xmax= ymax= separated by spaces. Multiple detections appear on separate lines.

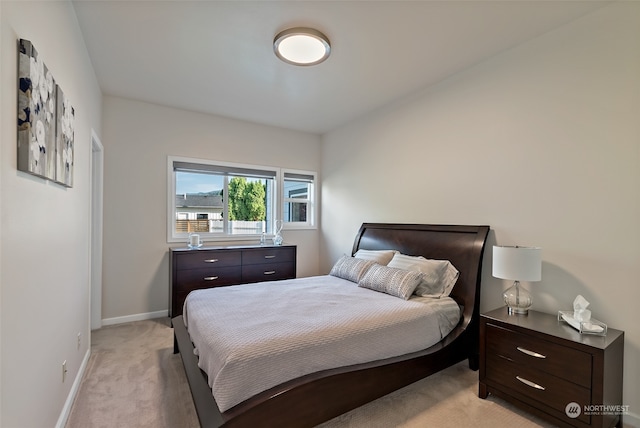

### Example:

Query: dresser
xmin=479 ymin=308 xmax=624 ymax=428
xmin=169 ymin=244 xmax=296 ymax=317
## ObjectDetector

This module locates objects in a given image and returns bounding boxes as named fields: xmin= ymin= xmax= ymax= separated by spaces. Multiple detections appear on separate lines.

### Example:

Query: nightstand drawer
xmin=486 ymin=323 xmax=591 ymax=388
xmin=486 ymin=354 xmax=591 ymax=424
xmin=175 ymin=251 xmax=242 ymax=270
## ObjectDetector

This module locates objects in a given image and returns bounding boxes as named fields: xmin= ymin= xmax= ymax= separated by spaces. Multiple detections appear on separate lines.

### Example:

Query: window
xmin=168 ymin=157 xmax=316 ymax=242
xmin=282 ymin=171 xmax=316 ymax=228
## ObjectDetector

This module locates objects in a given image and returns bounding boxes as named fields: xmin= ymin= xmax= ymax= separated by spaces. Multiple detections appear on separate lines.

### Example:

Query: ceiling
xmin=73 ymin=1 xmax=607 ymax=134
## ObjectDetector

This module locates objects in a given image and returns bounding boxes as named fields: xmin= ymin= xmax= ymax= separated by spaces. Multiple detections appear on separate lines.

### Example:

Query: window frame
xmin=167 ymin=156 xmax=317 ymax=243
xmin=281 ymin=169 xmax=317 ymax=230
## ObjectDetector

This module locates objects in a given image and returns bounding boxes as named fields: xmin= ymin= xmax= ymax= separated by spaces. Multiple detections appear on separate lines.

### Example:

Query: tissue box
xmin=558 ymin=311 xmax=607 ymax=336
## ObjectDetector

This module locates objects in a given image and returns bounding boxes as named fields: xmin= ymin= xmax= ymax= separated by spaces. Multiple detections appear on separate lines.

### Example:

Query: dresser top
xmin=170 ymin=243 xmax=295 ymax=253
xmin=482 ymin=307 xmax=623 ymax=350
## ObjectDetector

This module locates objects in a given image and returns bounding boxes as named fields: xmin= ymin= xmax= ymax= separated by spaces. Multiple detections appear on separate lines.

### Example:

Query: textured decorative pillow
xmin=353 ymin=249 xmax=397 ymax=266
xmin=329 ymin=255 xmax=375 ymax=283
xmin=387 ymin=253 xmax=459 ymax=298
xmin=358 ymin=264 xmax=423 ymax=300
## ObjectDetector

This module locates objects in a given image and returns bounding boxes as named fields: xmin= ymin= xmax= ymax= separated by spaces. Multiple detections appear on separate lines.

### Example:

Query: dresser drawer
xmin=242 ymin=261 xmax=296 ymax=283
xmin=486 ymin=323 xmax=591 ymax=388
xmin=176 ymin=266 xmax=243 ymax=291
xmin=242 ymin=247 xmax=296 ymax=265
xmin=486 ymin=353 xmax=590 ymax=424
xmin=174 ymin=250 xmax=242 ymax=270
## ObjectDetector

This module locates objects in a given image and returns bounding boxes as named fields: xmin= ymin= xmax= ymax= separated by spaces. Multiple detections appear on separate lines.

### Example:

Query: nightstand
xmin=479 ymin=307 xmax=624 ymax=428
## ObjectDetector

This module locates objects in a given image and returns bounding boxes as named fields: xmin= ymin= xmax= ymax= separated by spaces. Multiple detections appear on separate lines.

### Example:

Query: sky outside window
xmin=176 ymin=171 xmax=223 ymax=195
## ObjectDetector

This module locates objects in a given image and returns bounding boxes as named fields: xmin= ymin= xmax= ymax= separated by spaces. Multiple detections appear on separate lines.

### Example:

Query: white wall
xmin=101 ymin=96 xmax=321 ymax=321
xmin=321 ymin=3 xmax=640 ymax=425
xmin=0 ymin=1 xmax=102 ymax=427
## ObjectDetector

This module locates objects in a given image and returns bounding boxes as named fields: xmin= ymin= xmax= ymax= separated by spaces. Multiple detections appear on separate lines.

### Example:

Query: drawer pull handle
xmin=204 ymin=276 xmax=219 ymax=281
xmin=517 ymin=347 xmax=546 ymax=359
xmin=516 ymin=376 xmax=545 ymax=391
xmin=264 ymin=255 xmax=276 ymax=259
xmin=204 ymin=259 xmax=219 ymax=263
xmin=264 ymin=271 xmax=276 ymax=275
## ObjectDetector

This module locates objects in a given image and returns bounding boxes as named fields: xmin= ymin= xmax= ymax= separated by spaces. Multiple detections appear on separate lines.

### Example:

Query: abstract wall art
xmin=55 ymin=85 xmax=75 ymax=187
xmin=18 ymin=39 xmax=57 ymax=181
xmin=17 ymin=38 xmax=75 ymax=187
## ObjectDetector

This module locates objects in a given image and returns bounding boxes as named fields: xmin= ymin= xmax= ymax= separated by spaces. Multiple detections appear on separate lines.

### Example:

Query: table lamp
xmin=493 ymin=246 xmax=541 ymax=315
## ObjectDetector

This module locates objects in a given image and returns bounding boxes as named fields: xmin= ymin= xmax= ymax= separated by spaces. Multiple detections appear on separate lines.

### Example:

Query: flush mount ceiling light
xmin=273 ymin=27 xmax=331 ymax=66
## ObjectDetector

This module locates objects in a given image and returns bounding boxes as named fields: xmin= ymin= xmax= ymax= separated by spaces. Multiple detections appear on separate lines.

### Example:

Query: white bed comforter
xmin=183 ymin=275 xmax=460 ymax=412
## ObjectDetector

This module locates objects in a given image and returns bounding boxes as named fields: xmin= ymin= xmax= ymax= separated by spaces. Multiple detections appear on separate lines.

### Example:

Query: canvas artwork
xmin=17 ymin=38 xmax=75 ymax=187
xmin=17 ymin=39 xmax=57 ymax=181
xmin=55 ymin=85 xmax=75 ymax=187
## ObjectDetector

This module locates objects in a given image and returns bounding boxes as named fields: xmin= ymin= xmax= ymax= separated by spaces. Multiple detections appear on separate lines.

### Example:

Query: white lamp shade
xmin=493 ymin=246 xmax=541 ymax=282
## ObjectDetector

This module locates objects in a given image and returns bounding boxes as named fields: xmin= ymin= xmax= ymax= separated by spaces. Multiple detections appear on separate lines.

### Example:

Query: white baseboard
xmin=55 ymin=348 xmax=91 ymax=428
xmin=101 ymin=310 xmax=168 ymax=326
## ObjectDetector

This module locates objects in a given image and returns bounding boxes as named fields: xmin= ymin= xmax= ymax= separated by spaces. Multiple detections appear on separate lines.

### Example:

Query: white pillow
xmin=358 ymin=264 xmax=422 ymax=300
xmin=387 ymin=253 xmax=459 ymax=298
xmin=329 ymin=255 xmax=375 ymax=283
xmin=353 ymin=249 xmax=397 ymax=266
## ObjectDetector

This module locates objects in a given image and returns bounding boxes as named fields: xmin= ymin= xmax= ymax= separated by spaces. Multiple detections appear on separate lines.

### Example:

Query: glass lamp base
xmin=507 ymin=306 xmax=529 ymax=315
xmin=503 ymin=280 xmax=532 ymax=315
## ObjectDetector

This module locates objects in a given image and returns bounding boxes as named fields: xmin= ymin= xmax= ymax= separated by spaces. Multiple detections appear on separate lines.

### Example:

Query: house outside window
xmin=168 ymin=156 xmax=316 ymax=242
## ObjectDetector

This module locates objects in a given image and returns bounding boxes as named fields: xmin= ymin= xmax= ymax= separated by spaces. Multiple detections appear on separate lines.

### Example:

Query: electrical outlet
xmin=77 ymin=332 xmax=81 ymax=350
xmin=62 ymin=360 xmax=68 ymax=383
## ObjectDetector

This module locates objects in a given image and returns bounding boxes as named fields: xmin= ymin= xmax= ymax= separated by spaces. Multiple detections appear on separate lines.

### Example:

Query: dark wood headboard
xmin=351 ymin=223 xmax=490 ymax=338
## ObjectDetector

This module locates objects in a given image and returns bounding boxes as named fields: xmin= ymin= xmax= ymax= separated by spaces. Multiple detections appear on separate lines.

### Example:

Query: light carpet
xmin=66 ymin=318 xmax=554 ymax=428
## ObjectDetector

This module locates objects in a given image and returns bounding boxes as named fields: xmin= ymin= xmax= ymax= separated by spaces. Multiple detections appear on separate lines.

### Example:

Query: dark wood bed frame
xmin=172 ymin=223 xmax=490 ymax=427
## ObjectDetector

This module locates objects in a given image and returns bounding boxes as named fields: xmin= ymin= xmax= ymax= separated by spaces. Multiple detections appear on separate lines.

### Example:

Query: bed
xmin=172 ymin=223 xmax=490 ymax=427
